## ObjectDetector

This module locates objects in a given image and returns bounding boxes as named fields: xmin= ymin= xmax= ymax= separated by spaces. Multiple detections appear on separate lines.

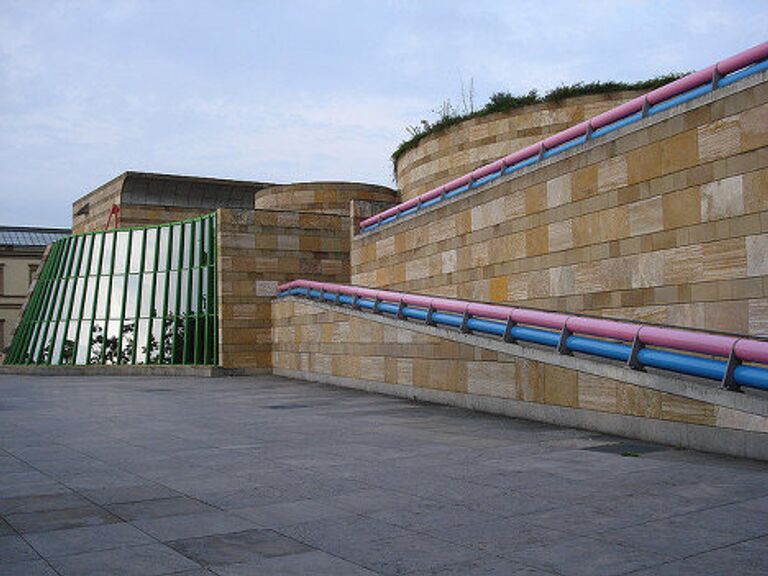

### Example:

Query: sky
xmin=1 ymin=1 xmax=766 ymax=228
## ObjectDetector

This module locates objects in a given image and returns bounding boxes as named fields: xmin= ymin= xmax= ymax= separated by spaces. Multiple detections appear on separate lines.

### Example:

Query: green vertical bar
xmin=85 ymin=233 xmax=106 ymax=364
xmin=194 ymin=220 xmax=203 ymax=365
xmin=131 ymin=228 xmax=147 ymax=364
xmin=202 ymin=216 xmax=211 ymax=364
xmin=116 ymin=231 xmax=132 ymax=364
xmin=36 ymin=239 xmax=71 ymax=364
xmin=211 ymin=212 xmax=219 ymax=366
xmin=171 ymin=223 xmax=185 ymax=363
xmin=99 ymin=231 xmax=118 ymax=364
xmin=159 ymin=225 xmax=173 ymax=364
xmin=70 ymin=234 xmax=96 ymax=364
xmin=144 ymin=227 xmax=160 ymax=364
xmin=182 ymin=222 xmax=195 ymax=365
xmin=56 ymin=236 xmax=86 ymax=364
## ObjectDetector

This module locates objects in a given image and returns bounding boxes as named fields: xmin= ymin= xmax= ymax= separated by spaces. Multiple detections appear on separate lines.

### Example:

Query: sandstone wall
xmin=217 ymin=208 xmax=351 ymax=370
xmin=255 ymin=182 xmax=398 ymax=215
xmin=353 ymin=74 xmax=768 ymax=336
xmin=72 ymin=174 xmax=125 ymax=234
xmin=272 ymin=297 xmax=768 ymax=460
xmin=395 ymin=91 xmax=645 ymax=201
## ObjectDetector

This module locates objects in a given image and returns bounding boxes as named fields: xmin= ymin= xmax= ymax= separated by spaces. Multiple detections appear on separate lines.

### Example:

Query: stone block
xmin=663 ymin=244 xmax=703 ymax=285
xmin=515 ymin=358 xmax=545 ymax=402
xmin=660 ymin=130 xmax=699 ymax=175
xmin=525 ymin=227 xmax=549 ymax=257
xmin=543 ymin=365 xmax=579 ymax=407
xmin=627 ymin=143 xmax=662 ymax=185
xmin=662 ymin=186 xmax=701 ymax=229
xmin=739 ymin=102 xmax=768 ymax=151
xmin=700 ymin=176 xmax=744 ymax=222
xmin=549 ymin=266 xmax=575 ymax=297
xmin=546 ymin=174 xmax=572 ymax=208
xmin=489 ymin=276 xmax=508 ymax=302
xmin=716 ymin=406 xmax=768 ymax=433
xmin=597 ymin=156 xmax=628 ymax=192
xmin=617 ymin=383 xmax=662 ymax=419
xmin=660 ymin=393 xmax=716 ymax=426
xmin=629 ymin=197 xmax=663 ymax=237
xmin=573 ymin=165 xmax=598 ymax=201
xmin=702 ymin=238 xmax=746 ymax=281
xmin=525 ymin=184 xmax=547 ymax=214
xmin=467 ymin=361 xmax=515 ymax=398
xmin=548 ymin=220 xmax=573 ymax=252
xmin=746 ymin=234 xmax=768 ymax=277
xmin=413 ymin=359 xmax=467 ymax=393
xmin=631 ymin=252 xmax=664 ymax=289
xmin=698 ymin=117 xmax=741 ymax=162
xmin=749 ymin=298 xmax=768 ymax=337
xmin=577 ymin=373 xmax=618 ymax=412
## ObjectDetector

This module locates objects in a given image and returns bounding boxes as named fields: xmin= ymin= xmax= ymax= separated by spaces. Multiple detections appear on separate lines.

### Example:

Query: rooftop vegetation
xmin=391 ymin=73 xmax=686 ymax=170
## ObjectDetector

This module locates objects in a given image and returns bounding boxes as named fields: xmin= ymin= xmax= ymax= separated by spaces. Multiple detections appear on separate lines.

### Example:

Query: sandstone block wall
xmin=272 ymin=297 xmax=768 ymax=460
xmin=396 ymin=91 xmax=645 ymax=201
xmin=353 ymin=75 xmax=768 ymax=336
xmin=217 ymin=209 xmax=351 ymax=370
xmin=255 ymin=182 xmax=398 ymax=216
xmin=72 ymin=174 xmax=125 ymax=234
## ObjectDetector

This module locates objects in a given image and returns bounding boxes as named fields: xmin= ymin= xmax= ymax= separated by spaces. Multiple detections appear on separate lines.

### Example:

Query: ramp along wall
xmin=5 ymin=213 xmax=217 ymax=366
xmin=353 ymin=70 xmax=768 ymax=337
xmin=273 ymin=286 xmax=768 ymax=461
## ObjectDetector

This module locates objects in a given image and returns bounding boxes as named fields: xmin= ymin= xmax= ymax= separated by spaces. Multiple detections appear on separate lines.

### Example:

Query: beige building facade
xmin=0 ymin=227 xmax=70 ymax=358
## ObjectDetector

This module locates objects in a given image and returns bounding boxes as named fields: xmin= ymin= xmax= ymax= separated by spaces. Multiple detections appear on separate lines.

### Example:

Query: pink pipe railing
xmin=278 ymin=279 xmax=768 ymax=365
xmin=361 ymin=42 xmax=768 ymax=231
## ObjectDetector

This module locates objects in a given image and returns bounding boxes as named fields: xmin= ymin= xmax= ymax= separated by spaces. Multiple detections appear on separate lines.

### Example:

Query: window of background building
xmin=0 ymin=264 xmax=4 ymax=296
xmin=29 ymin=264 xmax=38 ymax=288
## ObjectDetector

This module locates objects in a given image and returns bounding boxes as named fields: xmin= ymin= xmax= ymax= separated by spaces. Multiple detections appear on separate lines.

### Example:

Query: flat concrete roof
xmin=1 ymin=374 xmax=767 ymax=574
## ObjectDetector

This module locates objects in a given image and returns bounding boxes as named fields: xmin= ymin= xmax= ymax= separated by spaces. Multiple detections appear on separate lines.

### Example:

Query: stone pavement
xmin=1 ymin=374 xmax=767 ymax=575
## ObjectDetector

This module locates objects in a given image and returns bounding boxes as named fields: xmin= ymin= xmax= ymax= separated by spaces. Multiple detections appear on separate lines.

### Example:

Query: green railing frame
xmin=4 ymin=212 xmax=218 ymax=366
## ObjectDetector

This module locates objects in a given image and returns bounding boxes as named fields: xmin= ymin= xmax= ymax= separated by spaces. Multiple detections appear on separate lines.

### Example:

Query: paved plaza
xmin=0 ymin=374 xmax=767 ymax=575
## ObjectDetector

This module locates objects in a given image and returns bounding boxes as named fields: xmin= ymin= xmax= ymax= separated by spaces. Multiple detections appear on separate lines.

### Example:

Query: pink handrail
xmin=278 ymin=279 xmax=768 ymax=365
xmin=361 ymin=42 xmax=768 ymax=230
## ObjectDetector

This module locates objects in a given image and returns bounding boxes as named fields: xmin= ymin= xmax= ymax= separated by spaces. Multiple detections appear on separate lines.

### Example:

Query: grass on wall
xmin=391 ymin=73 xmax=686 ymax=171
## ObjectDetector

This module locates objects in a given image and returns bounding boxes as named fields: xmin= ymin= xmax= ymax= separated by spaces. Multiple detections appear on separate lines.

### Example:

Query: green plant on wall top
xmin=391 ymin=73 xmax=686 ymax=172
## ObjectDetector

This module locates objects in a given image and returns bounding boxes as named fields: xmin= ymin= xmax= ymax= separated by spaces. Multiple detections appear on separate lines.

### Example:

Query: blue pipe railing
xmin=279 ymin=286 xmax=768 ymax=392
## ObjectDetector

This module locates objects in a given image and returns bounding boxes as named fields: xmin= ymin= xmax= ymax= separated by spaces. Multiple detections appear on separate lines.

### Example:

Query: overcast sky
xmin=1 ymin=1 xmax=766 ymax=227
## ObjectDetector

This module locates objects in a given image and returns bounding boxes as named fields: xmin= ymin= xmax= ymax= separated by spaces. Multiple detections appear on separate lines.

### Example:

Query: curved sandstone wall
xmin=353 ymin=73 xmax=768 ymax=336
xmin=254 ymin=182 xmax=399 ymax=215
xmin=395 ymin=91 xmax=646 ymax=201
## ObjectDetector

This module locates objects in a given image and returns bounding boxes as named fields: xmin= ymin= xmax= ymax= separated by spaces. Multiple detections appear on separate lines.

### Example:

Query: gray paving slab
xmin=4 ymin=504 xmax=121 ymax=534
xmin=168 ymin=528 xmax=312 ymax=567
xmin=0 ymin=534 xmax=39 ymax=563
xmin=131 ymin=510 xmax=258 ymax=542
xmin=0 ymin=491 xmax=91 ymax=515
xmin=25 ymin=521 xmax=155 ymax=558
xmin=210 ymin=550 xmax=378 ymax=575
xmin=48 ymin=542 xmax=201 ymax=576
xmin=107 ymin=496 xmax=218 ymax=521
xmin=0 ymin=559 xmax=58 ymax=576
xmin=2 ymin=373 xmax=768 ymax=576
